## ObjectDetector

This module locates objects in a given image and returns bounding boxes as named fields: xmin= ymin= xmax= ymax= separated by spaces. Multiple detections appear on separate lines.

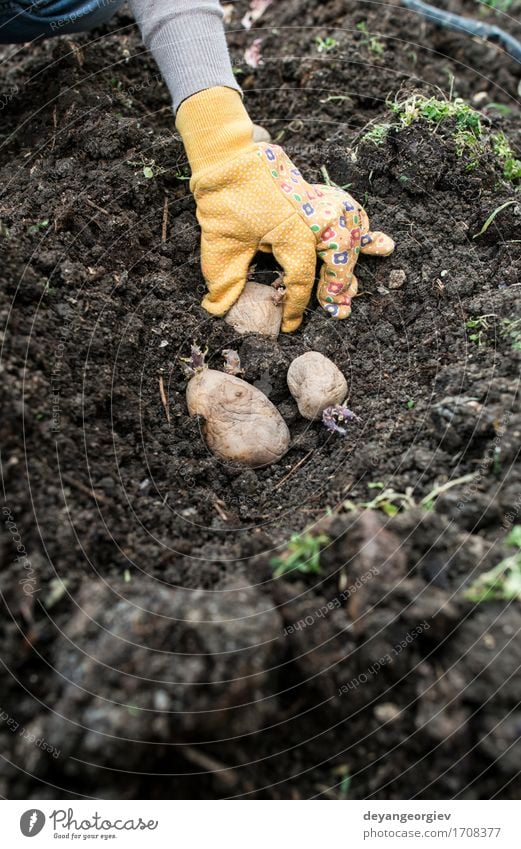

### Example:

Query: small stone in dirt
xmin=388 ymin=269 xmax=406 ymax=289
xmin=471 ymin=91 xmax=489 ymax=106
xmin=374 ymin=702 xmax=402 ymax=723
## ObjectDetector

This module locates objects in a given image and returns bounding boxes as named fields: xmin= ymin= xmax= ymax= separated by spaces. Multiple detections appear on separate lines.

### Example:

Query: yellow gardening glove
xmin=176 ymin=87 xmax=395 ymax=333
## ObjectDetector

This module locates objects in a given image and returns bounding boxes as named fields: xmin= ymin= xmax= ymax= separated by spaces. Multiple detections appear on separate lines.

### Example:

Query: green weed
xmin=174 ymin=168 xmax=190 ymax=181
xmin=473 ymin=200 xmax=518 ymax=238
xmin=361 ymin=124 xmax=390 ymax=145
xmin=27 ymin=219 xmax=49 ymax=236
xmin=359 ymin=93 xmax=520 ymax=183
xmin=465 ymin=526 xmax=521 ymax=603
xmin=465 ymin=314 xmax=495 ymax=346
xmin=478 ymin=0 xmax=517 ymax=13
xmin=390 ymin=94 xmax=482 ymax=136
xmin=344 ymin=486 xmax=416 ymax=517
xmin=356 ymin=22 xmax=385 ymax=56
xmin=127 ymin=157 xmax=167 ymax=179
xmin=271 ymin=532 xmax=329 ymax=578
xmin=344 ymin=474 xmax=479 ymax=517
xmin=315 ymin=36 xmax=337 ymax=53
xmin=491 ymin=133 xmax=521 ymax=182
xmin=500 ymin=318 xmax=521 ymax=351
xmin=330 ymin=764 xmax=352 ymax=799
xmin=485 ymin=103 xmax=513 ymax=117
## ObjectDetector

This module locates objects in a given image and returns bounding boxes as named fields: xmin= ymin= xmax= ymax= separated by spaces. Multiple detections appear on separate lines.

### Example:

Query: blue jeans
xmin=0 ymin=0 xmax=124 ymax=42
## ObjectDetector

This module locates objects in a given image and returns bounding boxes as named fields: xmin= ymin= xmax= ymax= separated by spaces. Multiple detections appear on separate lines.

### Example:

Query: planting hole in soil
xmin=0 ymin=0 xmax=520 ymax=810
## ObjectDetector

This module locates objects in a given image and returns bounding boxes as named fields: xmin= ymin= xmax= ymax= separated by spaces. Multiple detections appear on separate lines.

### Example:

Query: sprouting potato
xmin=184 ymin=347 xmax=290 ymax=467
xmin=225 ymin=280 xmax=283 ymax=337
xmin=287 ymin=351 xmax=348 ymax=421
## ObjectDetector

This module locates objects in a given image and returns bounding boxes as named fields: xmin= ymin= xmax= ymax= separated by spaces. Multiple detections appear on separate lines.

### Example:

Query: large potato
xmin=287 ymin=352 xmax=347 ymax=420
xmin=187 ymin=369 xmax=290 ymax=467
xmin=225 ymin=281 xmax=282 ymax=337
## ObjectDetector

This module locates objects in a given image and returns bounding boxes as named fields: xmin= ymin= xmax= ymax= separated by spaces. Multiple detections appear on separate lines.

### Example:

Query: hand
xmin=176 ymin=87 xmax=395 ymax=332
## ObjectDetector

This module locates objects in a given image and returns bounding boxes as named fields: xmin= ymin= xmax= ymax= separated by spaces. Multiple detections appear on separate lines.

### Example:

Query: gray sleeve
xmin=128 ymin=0 xmax=241 ymax=112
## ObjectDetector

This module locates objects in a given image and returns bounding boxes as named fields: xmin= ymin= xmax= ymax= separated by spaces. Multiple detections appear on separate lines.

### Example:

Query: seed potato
xmin=225 ymin=281 xmax=282 ymax=337
xmin=287 ymin=351 xmax=348 ymax=420
xmin=187 ymin=368 xmax=290 ymax=467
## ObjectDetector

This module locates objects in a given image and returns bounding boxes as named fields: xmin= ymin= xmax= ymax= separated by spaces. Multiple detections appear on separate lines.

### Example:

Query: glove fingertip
xmin=281 ymin=314 xmax=303 ymax=333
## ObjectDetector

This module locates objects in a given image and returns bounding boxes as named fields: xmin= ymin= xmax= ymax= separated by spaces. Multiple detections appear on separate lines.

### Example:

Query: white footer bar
xmin=2 ymin=800 xmax=519 ymax=848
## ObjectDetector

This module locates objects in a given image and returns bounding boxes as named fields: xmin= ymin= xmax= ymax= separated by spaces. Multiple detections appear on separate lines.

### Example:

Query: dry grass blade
xmin=159 ymin=375 xmax=170 ymax=423
xmin=162 ymin=196 xmax=169 ymax=242
xmin=274 ymin=450 xmax=314 ymax=490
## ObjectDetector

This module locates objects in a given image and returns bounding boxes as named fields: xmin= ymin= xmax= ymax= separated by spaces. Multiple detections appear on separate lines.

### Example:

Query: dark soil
xmin=1 ymin=0 xmax=520 ymax=800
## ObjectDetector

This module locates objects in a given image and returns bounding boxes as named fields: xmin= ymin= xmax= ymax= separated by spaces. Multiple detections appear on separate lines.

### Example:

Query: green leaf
xmin=473 ymin=200 xmax=517 ymax=239
xmin=506 ymin=526 xmax=521 ymax=549
xmin=28 ymin=219 xmax=49 ymax=235
xmin=271 ymin=533 xmax=329 ymax=578
xmin=380 ymin=501 xmax=399 ymax=517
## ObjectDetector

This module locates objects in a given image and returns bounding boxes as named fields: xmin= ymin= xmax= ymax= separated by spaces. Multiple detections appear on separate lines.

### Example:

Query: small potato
xmin=287 ymin=352 xmax=347 ymax=421
xmin=225 ymin=281 xmax=282 ymax=337
xmin=187 ymin=369 xmax=290 ymax=467
xmin=253 ymin=124 xmax=272 ymax=143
